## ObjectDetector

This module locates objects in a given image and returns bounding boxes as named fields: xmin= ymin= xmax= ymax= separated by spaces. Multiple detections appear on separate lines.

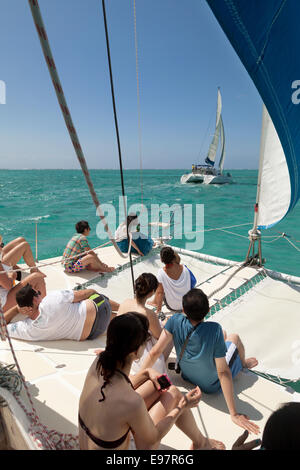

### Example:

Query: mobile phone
xmin=157 ymin=374 xmax=172 ymax=390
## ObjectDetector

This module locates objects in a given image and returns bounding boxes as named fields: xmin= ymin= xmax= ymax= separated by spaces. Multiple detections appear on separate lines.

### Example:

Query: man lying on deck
xmin=141 ymin=288 xmax=260 ymax=435
xmin=4 ymin=283 xmax=119 ymax=342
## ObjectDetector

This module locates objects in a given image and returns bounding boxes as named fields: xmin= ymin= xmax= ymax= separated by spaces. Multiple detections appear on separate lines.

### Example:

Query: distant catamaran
xmin=181 ymin=88 xmax=233 ymax=184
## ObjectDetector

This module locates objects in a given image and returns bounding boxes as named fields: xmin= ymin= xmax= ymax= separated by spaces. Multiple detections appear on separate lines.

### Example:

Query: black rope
xmin=101 ymin=0 xmax=135 ymax=293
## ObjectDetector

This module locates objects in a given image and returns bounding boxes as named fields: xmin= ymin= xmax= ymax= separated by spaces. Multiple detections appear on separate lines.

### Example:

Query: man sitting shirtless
xmin=4 ymin=283 xmax=119 ymax=342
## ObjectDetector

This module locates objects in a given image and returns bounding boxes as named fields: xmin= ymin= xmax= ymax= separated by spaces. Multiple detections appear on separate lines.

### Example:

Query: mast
xmin=218 ymin=115 xmax=225 ymax=173
xmin=245 ymin=105 xmax=266 ymax=266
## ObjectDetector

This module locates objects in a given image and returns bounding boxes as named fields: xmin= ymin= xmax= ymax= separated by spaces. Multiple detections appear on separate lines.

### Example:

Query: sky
xmin=0 ymin=0 xmax=263 ymax=170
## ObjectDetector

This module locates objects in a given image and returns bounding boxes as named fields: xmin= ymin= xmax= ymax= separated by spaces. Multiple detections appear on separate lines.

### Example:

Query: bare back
xmin=79 ymin=358 xmax=140 ymax=450
xmin=164 ymin=263 xmax=183 ymax=280
xmin=117 ymin=299 xmax=162 ymax=339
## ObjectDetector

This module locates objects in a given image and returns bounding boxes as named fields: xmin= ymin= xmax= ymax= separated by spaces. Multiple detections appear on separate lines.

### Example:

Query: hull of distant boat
xmin=180 ymin=172 xmax=233 ymax=185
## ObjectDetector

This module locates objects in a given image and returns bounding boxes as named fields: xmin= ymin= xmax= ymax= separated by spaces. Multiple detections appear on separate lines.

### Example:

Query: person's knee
xmin=27 ymin=272 xmax=46 ymax=283
xmin=15 ymin=237 xmax=26 ymax=245
xmin=18 ymin=240 xmax=30 ymax=251
xmin=82 ymin=254 xmax=93 ymax=263
xmin=167 ymin=385 xmax=183 ymax=405
xmin=226 ymin=333 xmax=240 ymax=346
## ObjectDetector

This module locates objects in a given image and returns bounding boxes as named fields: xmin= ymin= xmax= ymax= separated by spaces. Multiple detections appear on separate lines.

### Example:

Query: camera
xmin=157 ymin=374 xmax=172 ymax=390
xmin=168 ymin=362 xmax=181 ymax=374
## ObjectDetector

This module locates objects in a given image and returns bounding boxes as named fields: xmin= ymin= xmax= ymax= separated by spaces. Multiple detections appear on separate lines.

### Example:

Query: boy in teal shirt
xmin=141 ymin=288 xmax=259 ymax=435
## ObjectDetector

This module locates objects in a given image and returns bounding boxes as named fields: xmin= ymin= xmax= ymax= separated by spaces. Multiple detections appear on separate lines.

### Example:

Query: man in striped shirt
xmin=62 ymin=220 xmax=115 ymax=274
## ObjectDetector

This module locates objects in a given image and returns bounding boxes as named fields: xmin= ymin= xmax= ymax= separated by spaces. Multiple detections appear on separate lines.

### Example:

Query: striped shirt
xmin=62 ymin=234 xmax=90 ymax=269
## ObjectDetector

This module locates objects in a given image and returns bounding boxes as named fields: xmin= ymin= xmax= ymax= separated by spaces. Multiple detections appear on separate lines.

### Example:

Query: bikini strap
xmin=115 ymin=369 xmax=134 ymax=389
xmin=99 ymin=368 xmax=133 ymax=402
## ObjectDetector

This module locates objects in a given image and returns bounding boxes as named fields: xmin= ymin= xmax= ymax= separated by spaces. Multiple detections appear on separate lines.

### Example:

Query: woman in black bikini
xmin=78 ymin=312 xmax=225 ymax=450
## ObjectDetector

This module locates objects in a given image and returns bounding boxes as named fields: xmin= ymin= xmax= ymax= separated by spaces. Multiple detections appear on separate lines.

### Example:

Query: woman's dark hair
xmin=160 ymin=246 xmax=176 ymax=265
xmin=75 ymin=220 xmax=90 ymax=234
xmin=261 ymin=402 xmax=300 ymax=450
xmin=16 ymin=283 xmax=38 ymax=308
xmin=134 ymin=273 xmax=158 ymax=299
xmin=182 ymin=288 xmax=209 ymax=322
xmin=126 ymin=213 xmax=138 ymax=229
xmin=96 ymin=313 xmax=149 ymax=400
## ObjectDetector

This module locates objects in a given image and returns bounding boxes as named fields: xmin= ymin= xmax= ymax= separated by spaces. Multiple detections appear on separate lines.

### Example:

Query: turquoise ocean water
xmin=0 ymin=169 xmax=299 ymax=277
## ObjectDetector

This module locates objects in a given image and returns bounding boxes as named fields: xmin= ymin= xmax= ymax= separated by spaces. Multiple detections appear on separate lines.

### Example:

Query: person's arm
xmin=3 ymin=305 xmax=20 ymax=325
xmin=128 ymin=386 xmax=201 ymax=448
xmin=72 ymin=288 xmax=98 ymax=303
xmin=215 ymin=357 xmax=260 ymax=434
xmin=131 ymin=240 xmax=143 ymax=256
xmin=155 ymin=283 xmax=164 ymax=313
xmin=145 ymin=308 xmax=162 ymax=339
xmin=140 ymin=329 xmax=173 ymax=371
xmin=129 ymin=367 xmax=157 ymax=390
xmin=0 ymin=264 xmax=14 ymax=290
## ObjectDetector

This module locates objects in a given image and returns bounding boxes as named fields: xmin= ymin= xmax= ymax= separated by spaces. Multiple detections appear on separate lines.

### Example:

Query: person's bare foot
xmin=244 ymin=357 xmax=258 ymax=369
xmin=100 ymin=266 xmax=115 ymax=273
xmin=191 ymin=438 xmax=225 ymax=450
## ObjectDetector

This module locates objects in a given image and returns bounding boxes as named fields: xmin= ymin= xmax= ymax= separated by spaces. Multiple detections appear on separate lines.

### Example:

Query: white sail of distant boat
xmin=180 ymin=88 xmax=233 ymax=184
xmin=218 ymin=115 xmax=226 ymax=173
xmin=205 ymin=87 xmax=222 ymax=167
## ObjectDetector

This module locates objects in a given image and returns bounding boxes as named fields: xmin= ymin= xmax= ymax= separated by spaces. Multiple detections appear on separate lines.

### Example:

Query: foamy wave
xmin=27 ymin=215 xmax=51 ymax=222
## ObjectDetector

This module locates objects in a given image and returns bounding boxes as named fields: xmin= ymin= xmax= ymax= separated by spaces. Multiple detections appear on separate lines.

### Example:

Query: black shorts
xmin=87 ymin=294 xmax=111 ymax=340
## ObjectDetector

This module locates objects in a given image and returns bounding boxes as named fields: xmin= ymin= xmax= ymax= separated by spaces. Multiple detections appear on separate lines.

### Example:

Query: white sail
xmin=218 ymin=115 xmax=225 ymax=173
xmin=256 ymin=105 xmax=291 ymax=229
xmin=205 ymin=88 xmax=222 ymax=166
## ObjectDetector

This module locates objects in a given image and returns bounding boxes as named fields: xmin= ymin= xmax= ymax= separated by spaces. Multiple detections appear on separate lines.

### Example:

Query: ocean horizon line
xmin=0 ymin=167 xmax=258 ymax=171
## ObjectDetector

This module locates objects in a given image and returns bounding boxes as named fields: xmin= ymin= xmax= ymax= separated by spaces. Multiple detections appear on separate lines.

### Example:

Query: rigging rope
xmin=0 ymin=308 xmax=78 ymax=449
xmin=101 ymin=0 xmax=135 ymax=291
xmin=133 ymin=0 xmax=144 ymax=209
xmin=28 ymin=0 xmax=128 ymax=261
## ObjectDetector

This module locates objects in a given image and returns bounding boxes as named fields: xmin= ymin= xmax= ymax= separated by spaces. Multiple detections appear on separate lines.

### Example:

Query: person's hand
xmin=231 ymin=413 xmax=260 ymax=435
xmin=147 ymin=369 xmax=162 ymax=391
xmin=202 ymin=438 xmax=226 ymax=450
xmin=7 ymin=270 xmax=17 ymax=281
xmin=18 ymin=306 xmax=33 ymax=317
xmin=179 ymin=386 xmax=202 ymax=409
xmin=94 ymin=348 xmax=104 ymax=355
xmin=232 ymin=430 xmax=261 ymax=450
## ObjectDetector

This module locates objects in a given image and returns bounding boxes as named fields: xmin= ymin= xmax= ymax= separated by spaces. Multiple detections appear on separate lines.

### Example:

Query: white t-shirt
xmin=157 ymin=265 xmax=191 ymax=311
xmin=115 ymin=220 xmax=139 ymax=242
xmin=7 ymin=290 xmax=87 ymax=341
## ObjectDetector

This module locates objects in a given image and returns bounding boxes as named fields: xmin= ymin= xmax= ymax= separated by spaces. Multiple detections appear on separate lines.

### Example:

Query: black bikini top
xmin=79 ymin=369 xmax=134 ymax=449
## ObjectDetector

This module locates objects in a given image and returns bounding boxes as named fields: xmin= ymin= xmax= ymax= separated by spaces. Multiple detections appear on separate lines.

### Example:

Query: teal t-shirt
xmin=165 ymin=314 xmax=227 ymax=393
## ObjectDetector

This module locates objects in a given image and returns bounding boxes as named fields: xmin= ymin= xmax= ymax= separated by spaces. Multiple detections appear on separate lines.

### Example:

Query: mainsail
xmin=206 ymin=0 xmax=300 ymax=228
xmin=218 ymin=115 xmax=226 ymax=174
xmin=205 ymin=88 xmax=222 ymax=166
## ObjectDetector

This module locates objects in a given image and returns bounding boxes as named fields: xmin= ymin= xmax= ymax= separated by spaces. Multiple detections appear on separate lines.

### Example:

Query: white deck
xmin=1 ymin=245 xmax=300 ymax=450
